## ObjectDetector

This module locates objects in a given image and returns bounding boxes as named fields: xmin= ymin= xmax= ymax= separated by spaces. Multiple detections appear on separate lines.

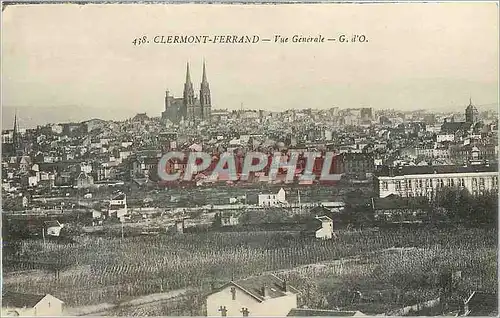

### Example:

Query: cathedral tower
xmin=465 ymin=97 xmax=479 ymax=123
xmin=200 ymin=60 xmax=212 ymax=121
xmin=183 ymin=62 xmax=195 ymax=120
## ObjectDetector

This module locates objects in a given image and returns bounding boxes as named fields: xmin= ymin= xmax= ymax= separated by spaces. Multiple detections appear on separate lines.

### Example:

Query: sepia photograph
xmin=1 ymin=1 xmax=499 ymax=317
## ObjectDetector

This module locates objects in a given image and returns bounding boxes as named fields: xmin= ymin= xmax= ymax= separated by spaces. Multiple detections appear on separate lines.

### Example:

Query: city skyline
xmin=2 ymin=3 xmax=499 ymax=128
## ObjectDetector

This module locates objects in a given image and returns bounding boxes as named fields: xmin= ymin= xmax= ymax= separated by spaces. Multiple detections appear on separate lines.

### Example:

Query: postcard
xmin=1 ymin=2 xmax=498 ymax=317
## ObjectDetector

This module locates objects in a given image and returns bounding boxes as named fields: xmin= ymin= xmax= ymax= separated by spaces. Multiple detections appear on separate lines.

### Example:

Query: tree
xmin=434 ymin=187 xmax=498 ymax=225
xmin=212 ymin=212 xmax=222 ymax=228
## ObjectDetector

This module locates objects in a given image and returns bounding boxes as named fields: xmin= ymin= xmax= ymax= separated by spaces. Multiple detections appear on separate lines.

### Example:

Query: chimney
xmin=261 ymin=285 xmax=268 ymax=298
xmin=283 ymin=280 xmax=288 ymax=292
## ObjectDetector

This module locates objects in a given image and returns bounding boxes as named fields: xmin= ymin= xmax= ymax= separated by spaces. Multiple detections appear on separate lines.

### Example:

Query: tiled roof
xmin=209 ymin=274 xmax=300 ymax=302
xmin=112 ymin=193 xmax=126 ymax=200
xmin=44 ymin=220 xmax=61 ymax=228
xmin=376 ymin=164 xmax=497 ymax=177
xmin=441 ymin=121 xmax=472 ymax=133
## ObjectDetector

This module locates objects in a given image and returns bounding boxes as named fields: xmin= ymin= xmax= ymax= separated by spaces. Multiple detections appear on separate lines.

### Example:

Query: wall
xmin=206 ymin=286 xmax=297 ymax=317
xmin=34 ymin=295 xmax=64 ymax=316
xmin=206 ymin=285 xmax=259 ymax=317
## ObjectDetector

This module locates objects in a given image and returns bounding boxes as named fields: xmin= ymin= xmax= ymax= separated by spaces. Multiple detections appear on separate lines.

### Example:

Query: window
xmin=241 ymin=308 xmax=250 ymax=317
xmin=382 ymin=182 xmax=388 ymax=191
xmin=479 ymin=178 xmax=485 ymax=187
xmin=406 ymin=179 xmax=412 ymax=189
xmin=230 ymin=287 xmax=236 ymax=300
xmin=219 ymin=306 xmax=228 ymax=317
xmin=396 ymin=181 xmax=401 ymax=190
xmin=460 ymin=178 xmax=465 ymax=187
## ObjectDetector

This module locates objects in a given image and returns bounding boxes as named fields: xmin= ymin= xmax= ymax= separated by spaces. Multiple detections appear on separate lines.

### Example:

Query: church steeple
xmin=202 ymin=60 xmax=208 ymax=84
xmin=465 ymin=96 xmax=479 ymax=124
xmin=200 ymin=60 xmax=211 ymax=121
xmin=185 ymin=62 xmax=192 ymax=84
xmin=12 ymin=111 xmax=22 ymax=156
xmin=183 ymin=62 xmax=195 ymax=120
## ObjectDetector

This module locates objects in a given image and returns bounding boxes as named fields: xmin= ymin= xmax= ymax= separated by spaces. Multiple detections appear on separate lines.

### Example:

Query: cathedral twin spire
xmin=183 ymin=60 xmax=212 ymax=121
xmin=184 ymin=60 xmax=208 ymax=86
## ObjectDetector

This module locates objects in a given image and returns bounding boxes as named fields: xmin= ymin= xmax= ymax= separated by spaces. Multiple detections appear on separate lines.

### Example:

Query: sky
xmin=2 ymin=3 xmax=499 ymax=128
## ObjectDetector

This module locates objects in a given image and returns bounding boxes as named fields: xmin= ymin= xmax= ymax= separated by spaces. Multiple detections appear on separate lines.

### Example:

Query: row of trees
xmin=341 ymin=187 xmax=497 ymax=227
xmin=433 ymin=187 xmax=497 ymax=226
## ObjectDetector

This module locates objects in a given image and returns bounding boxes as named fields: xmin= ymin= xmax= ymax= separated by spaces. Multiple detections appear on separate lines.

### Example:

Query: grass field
xmin=3 ymin=226 xmax=496 ymax=315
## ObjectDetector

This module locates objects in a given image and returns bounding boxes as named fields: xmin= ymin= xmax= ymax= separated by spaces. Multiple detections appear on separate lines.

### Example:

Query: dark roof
xmin=336 ymin=152 xmax=373 ymax=161
xmin=376 ymin=164 xmax=497 ymax=177
xmin=315 ymin=215 xmax=333 ymax=222
xmin=209 ymin=274 xmax=300 ymax=302
xmin=309 ymin=206 xmax=332 ymax=215
xmin=441 ymin=121 xmax=472 ymax=133
xmin=233 ymin=274 xmax=300 ymax=301
xmin=466 ymin=291 xmax=498 ymax=316
xmin=112 ymin=193 xmax=125 ymax=200
xmin=44 ymin=220 xmax=61 ymax=228
xmin=287 ymin=308 xmax=364 ymax=316
xmin=132 ymin=113 xmax=149 ymax=121
xmin=2 ymin=291 xmax=46 ymax=308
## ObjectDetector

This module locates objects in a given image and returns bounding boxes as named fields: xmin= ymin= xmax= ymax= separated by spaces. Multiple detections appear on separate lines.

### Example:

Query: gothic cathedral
xmin=162 ymin=61 xmax=212 ymax=124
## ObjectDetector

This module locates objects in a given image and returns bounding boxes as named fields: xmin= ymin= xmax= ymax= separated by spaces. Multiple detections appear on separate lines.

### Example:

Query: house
xmin=74 ymin=171 xmax=94 ymax=189
xmin=206 ymin=274 xmax=299 ymax=317
xmin=221 ymin=212 xmax=239 ymax=226
xmin=44 ymin=220 xmax=64 ymax=237
xmin=175 ymin=219 xmax=185 ymax=234
xmin=131 ymin=112 xmax=150 ymax=124
xmin=287 ymin=308 xmax=366 ymax=316
xmin=108 ymin=193 xmax=127 ymax=220
xmin=1 ymin=292 xmax=64 ymax=316
xmin=314 ymin=216 xmax=335 ymax=240
xmin=258 ymin=188 xmax=287 ymax=207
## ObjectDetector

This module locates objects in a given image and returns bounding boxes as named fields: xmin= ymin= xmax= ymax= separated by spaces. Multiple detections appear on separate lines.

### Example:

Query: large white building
xmin=258 ymin=188 xmax=287 ymax=207
xmin=375 ymin=165 xmax=498 ymax=198
xmin=206 ymin=274 xmax=299 ymax=317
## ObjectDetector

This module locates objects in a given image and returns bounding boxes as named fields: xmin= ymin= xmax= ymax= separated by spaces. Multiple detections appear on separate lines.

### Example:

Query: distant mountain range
xmin=2 ymin=106 xmax=140 ymax=130
xmin=2 ymin=102 xmax=498 ymax=130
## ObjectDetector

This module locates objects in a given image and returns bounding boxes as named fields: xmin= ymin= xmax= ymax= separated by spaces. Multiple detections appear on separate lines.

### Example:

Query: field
xmin=3 ymin=226 xmax=497 ymax=315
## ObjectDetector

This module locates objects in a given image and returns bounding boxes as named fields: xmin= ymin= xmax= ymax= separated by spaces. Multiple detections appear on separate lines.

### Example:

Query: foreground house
xmin=206 ymin=274 xmax=299 ymax=316
xmin=44 ymin=220 xmax=64 ymax=237
xmin=314 ymin=216 xmax=335 ymax=240
xmin=1 ymin=292 xmax=64 ymax=316
xmin=108 ymin=192 xmax=127 ymax=220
